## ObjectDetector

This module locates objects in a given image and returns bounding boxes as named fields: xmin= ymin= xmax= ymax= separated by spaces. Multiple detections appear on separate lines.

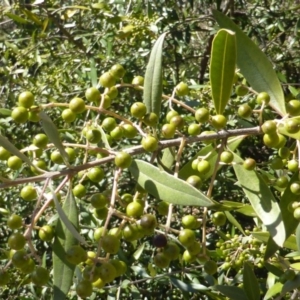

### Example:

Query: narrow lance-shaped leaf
xmin=210 ymin=29 xmax=236 ymax=114
xmin=39 ymin=111 xmax=70 ymax=166
xmin=296 ymin=224 xmax=300 ymax=252
xmin=233 ymin=153 xmax=285 ymax=247
xmin=214 ymin=285 xmax=249 ymax=300
xmin=143 ymin=32 xmax=167 ymax=117
xmin=0 ymin=134 xmax=32 ymax=167
xmin=213 ymin=10 xmax=286 ymax=116
xmin=243 ymin=262 xmax=260 ymax=300
xmin=129 ymin=159 xmax=215 ymax=207
xmin=52 ymin=183 xmax=79 ymax=299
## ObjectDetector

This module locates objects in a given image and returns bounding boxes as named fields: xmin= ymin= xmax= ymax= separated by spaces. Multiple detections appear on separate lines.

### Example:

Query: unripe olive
xmin=114 ymin=152 xmax=132 ymax=169
xmin=263 ymin=133 xmax=280 ymax=148
xmin=287 ymin=100 xmax=300 ymax=116
xmin=256 ymin=92 xmax=270 ymax=104
xmin=142 ymin=135 xmax=158 ymax=152
xmin=11 ymin=107 xmax=28 ymax=123
xmin=161 ymin=123 xmax=176 ymax=138
xmin=243 ymin=158 xmax=256 ymax=171
xmin=130 ymin=102 xmax=147 ymax=118
xmin=122 ymin=124 xmax=137 ymax=138
xmin=143 ymin=112 xmax=158 ymax=127
xmin=85 ymin=87 xmax=100 ymax=103
xmin=238 ymin=103 xmax=252 ymax=118
xmin=186 ymin=175 xmax=202 ymax=189
xmin=236 ymin=85 xmax=248 ymax=96
xmin=211 ymin=115 xmax=227 ymax=130
xmin=188 ymin=123 xmax=201 ymax=136
xmin=170 ymin=115 xmax=184 ymax=129
xmin=99 ymin=71 xmax=116 ymax=88
xmin=69 ymin=97 xmax=86 ymax=114
xmin=261 ymin=120 xmax=277 ymax=134
xmin=195 ymin=108 xmax=209 ymax=123
xmin=110 ymin=64 xmax=125 ymax=79
xmin=18 ymin=91 xmax=34 ymax=108
xmin=102 ymin=117 xmax=117 ymax=132
xmin=220 ymin=151 xmax=234 ymax=164
xmin=166 ymin=110 xmax=179 ymax=122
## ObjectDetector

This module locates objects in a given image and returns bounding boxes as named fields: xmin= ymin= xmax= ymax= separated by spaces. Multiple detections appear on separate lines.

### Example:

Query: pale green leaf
xmin=170 ymin=277 xmax=209 ymax=292
xmin=52 ymin=184 xmax=78 ymax=299
xmin=133 ymin=243 xmax=145 ymax=260
xmin=243 ymin=262 xmax=260 ymax=300
xmin=129 ymin=159 xmax=215 ymax=207
xmin=39 ymin=111 xmax=70 ymax=166
xmin=210 ymin=29 xmax=236 ymax=114
xmin=213 ymin=10 xmax=286 ymax=116
xmin=89 ymin=58 xmax=97 ymax=87
xmin=281 ymin=273 xmax=300 ymax=295
xmin=225 ymin=211 xmax=245 ymax=235
xmin=5 ymin=12 xmax=28 ymax=24
xmin=263 ymin=282 xmax=283 ymax=300
xmin=252 ymin=232 xmax=297 ymax=250
xmin=143 ymin=32 xmax=167 ymax=117
xmin=233 ymin=154 xmax=285 ymax=247
xmin=214 ymin=285 xmax=248 ymax=300
xmin=159 ymin=147 xmax=175 ymax=171
xmin=296 ymin=223 xmax=300 ymax=252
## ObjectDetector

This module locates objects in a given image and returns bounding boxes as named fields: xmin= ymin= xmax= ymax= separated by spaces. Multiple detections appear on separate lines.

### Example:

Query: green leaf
xmin=5 ymin=12 xmax=28 ymax=24
xmin=39 ymin=111 xmax=70 ymax=166
xmin=210 ymin=29 xmax=236 ymax=114
xmin=133 ymin=243 xmax=145 ymax=260
xmin=296 ymin=223 xmax=300 ymax=252
xmin=252 ymin=232 xmax=297 ymax=250
xmin=129 ymin=159 xmax=215 ymax=207
xmin=214 ymin=285 xmax=248 ymax=300
xmin=89 ymin=58 xmax=97 ymax=87
xmin=281 ymin=273 xmax=300 ymax=295
xmin=170 ymin=277 xmax=209 ymax=292
xmin=159 ymin=147 xmax=175 ymax=171
xmin=179 ymin=135 xmax=244 ymax=180
xmin=243 ymin=262 xmax=260 ymax=300
xmin=21 ymin=8 xmax=42 ymax=25
xmin=0 ymin=134 xmax=32 ymax=167
xmin=233 ymin=153 xmax=285 ymax=247
xmin=0 ymin=108 xmax=12 ymax=116
xmin=52 ymin=184 xmax=78 ymax=299
xmin=224 ymin=211 xmax=245 ymax=235
xmin=213 ymin=10 xmax=286 ymax=116
xmin=263 ymin=282 xmax=283 ymax=300
xmin=143 ymin=32 xmax=167 ymax=117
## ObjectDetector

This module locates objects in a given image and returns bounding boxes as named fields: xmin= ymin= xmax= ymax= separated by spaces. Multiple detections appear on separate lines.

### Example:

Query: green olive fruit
xmin=170 ymin=115 xmax=185 ymax=129
xmin=182 ymin=215 xmax=197 ymax=229
xmin=140 ymin=214 xmax=157 ymax=234
xmin=114 ymin=152 xmax=132 ymax=169
xmin=178 ymin=229 xmax=196 ymax=247
xmin=50 ymin=150 xmax=64 ymax=164
xmin=94 ymin=207 xmax=108 ymax=220
xmin=238 ymin=103 xmax=252 ymax=118
xmin=121 ymin=123 xmax=136 ymax=139
xmin=212 ymin=211 xmax=227 ymax=226
xmin=270 ymin=157 xmax=284 ymax=170
xmin=293 ymin=207 xmax=300 ymax=220
xmin=86 ymin=128 xmax=101 ymax=144
xmin=261 ymin=120 xmax=277 ymax=134
xmin=61 ymin=108 xmax=76 ymax=123
xmin=66 ymin=245 xmax=87 ymax=265
xmin=132 ymin=75 xmax=144 ymax=89
xmin=288 ymin=201 xmax=300 ymax=213
xmin=0 ymin=147 xmax=11 ymax=160
xmin=85 ymin=251 xmax=97 ymax=265
xmin=87 ymin=167 xmax=104 ymax=182
xmin=126 ymin=201 xmax=144 ymax=218
xmin=93 ymin=227 xmax=105 ymax=242
xmin=20 ymin=185 xmax=37 ymax=201
xmin=76 ymin=279 xmax=93 ymax=298
xmin=130 ymin=102 xmax=147 ymax=119
xmin=142 ymin=135 xmax=158 ymax=152
xmin=7 ymin=214 xmax=22 ymax=229
xmin=65 ymin=147 xmax=76 ymax=162
xmin=0 ymin=270 xmax=10 ymax=286
xmin=33 ymin=133 xmax=48 ymax=149
xmin=101 ymin=94 xmax=111 ymax=109
xmin=288 ymin=159 xmax=298 ymax=172
xmin=279 ymin=147 xmax=290 ymax=159
xmin=106 ymin=86 xmax=118 ymax=100
xmin=11 ymin=107 xmax=28 ymax=123
xmin=110 ymin=64 xmax=125 ymax=79
xmin=38 ymin=225 xmax=54 ymax=242
xmin=188 ymin=123 xmax=201 ymax=136
xmin=256 ymin=92 xmax=270 ymax=104
xmin=285 ymin=119 xmax=300 ymax=134
xmin=69 ymin=97 xmax=86 ymax=114
xmin=211 ymin=114 xmax=227 ymax=130
xmin=220 ymin=151 xmax=234 ymax=164
xmin=82 ymin=265 xmax=100 ymax=282
xmin=110 ymin=126 xmax=124 ymax=140
xmin=186 ymin=175 xmax=202 ymax=189
xmin=143 ymin=112 xmax=158 ymax=127
xmin=152 ymin=234 xmax=167 ymax=248
xmin=235 ymin=85 xmax=248 ymax=96
xmin=154 ymin=252 xmax=170 ymax=268
xmin=99 ymin=71 xmax=116 ymax=88
xmin=122 ymin=224 xmax=142 ymax=241
xmin=28 ymin=107 xmax=40 ymax=122
xmin=30 ymin=159 xmax=47 ymax=174
xmin=120 ymin=193 xmax=133 ymax=207
xmin=20 ymin=260 xmax=37 ymax=276
xmin=90 ymin=193 xmax=108 ymax=209
xmin=73 ymin=183 xmax=86 ymax=198
xmin=110 ymin=259 xmax=127 ymax=277
xmin=182 ymin=249 xmax=197 ymax=263
xmin=8 ymin=232 xmax=26 ymax=250
xmin=275 ymin=176 xmax=289 ymax=189
xmin=93 ymin=277 xmax=105 ymax=289
xmin=263 ymin=133 xmax=280 ymax=148
xmin=191 ymin=159 xmax=199 ymax=170
xmin=18 ymin=91 xmax=34 ymax=108
xmin=163 ymin=242 xmax=180 ymax=260
xmin=175 ymin=82 xmax=189 ymax=96
xmin=108 ymin=227 xmax=122 ymax=239
xmin=157 ymin=201 xmax=169 ymax=215
xmin=204 ymin=260 xmax=218 ymax=275
xmin=31 ymin=267 xmax=49 ymax=286
xmin=12 ymin=250 xmax=30 ymax=268
xmin=166 ymin=110 xmax=179 ymax=122
xmin=287 ymin=100 xmax=300 ymax=116
xmin=195 ymin=108 xmax=209 ymax=123
xmin=98 ymin=262 xmax=117 ymax=283
xmin=102 ymin=117 xmax=117 ymax=132
xmin=85 ymin=87 xmax=100 ymax=103
xmin=197 ymin=160 xmax=211 ymax=176
xmin=187 ymin=241 xmax=202 ymax=256
xmin=7 ymin=155 xmax=22 ymax=170
xmin=243 ymin=158 xmax=256 ymax=170
xmin=161 ymin=123 xmax=176 ymax=138
xmin=101 ymin=235 xmax=120 ymax=254
xmin=290 ymin=182 xmax=300 ymax=195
